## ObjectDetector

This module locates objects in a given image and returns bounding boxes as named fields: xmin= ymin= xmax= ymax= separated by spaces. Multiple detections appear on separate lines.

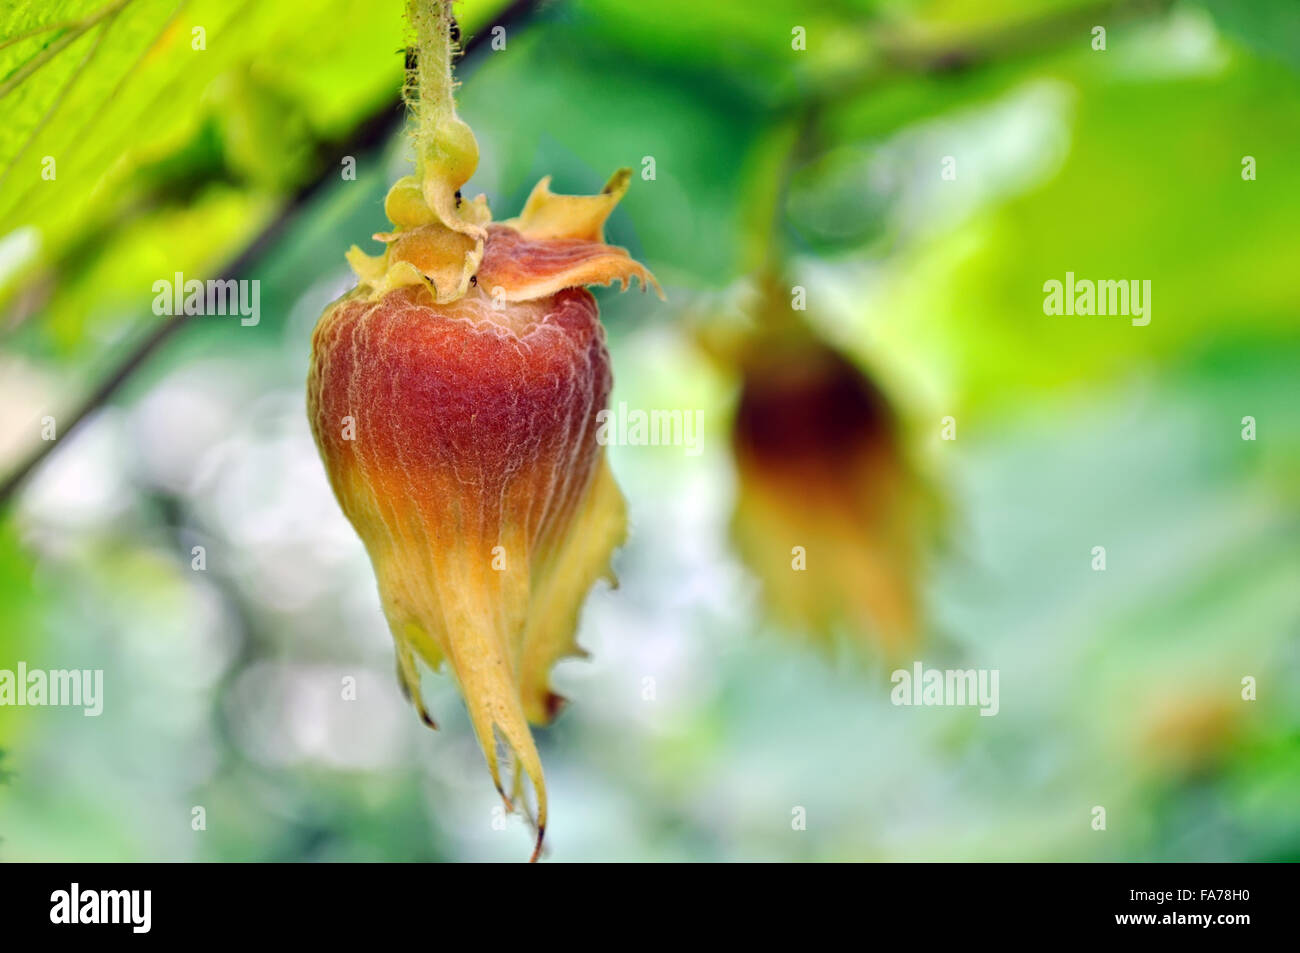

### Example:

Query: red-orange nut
xmin=307 ymin=175 xmax=657 ymax=860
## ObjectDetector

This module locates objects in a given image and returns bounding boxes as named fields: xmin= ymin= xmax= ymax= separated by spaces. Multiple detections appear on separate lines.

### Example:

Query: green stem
xmin=406 ymin=0 xmax=472 ymax=185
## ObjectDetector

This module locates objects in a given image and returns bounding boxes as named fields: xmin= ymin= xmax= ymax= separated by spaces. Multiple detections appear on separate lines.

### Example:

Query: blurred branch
xmin=0 ymin=0 xmax=540 ymax=508
xmin=760 ymin=0 xmax=1176 ymax=267
xmin=798 ymin=0 xmax=1175 ymax=116
xmin=875 ymin=0 xmax=1174 ymax=75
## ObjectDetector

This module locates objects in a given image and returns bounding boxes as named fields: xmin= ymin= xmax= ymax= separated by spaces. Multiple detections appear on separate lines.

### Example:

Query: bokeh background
xmin=1 ymin=0 xmax=1298 ymax=861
